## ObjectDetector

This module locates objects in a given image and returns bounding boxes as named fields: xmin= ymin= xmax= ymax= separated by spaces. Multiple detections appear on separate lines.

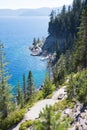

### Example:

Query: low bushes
xmin=53 ymin=99 xmax=74 ymax=111
xmin=0 ymin=109 xmax=26 ymax=130
xmin=19 ymin=120 xmax=33 ymax=130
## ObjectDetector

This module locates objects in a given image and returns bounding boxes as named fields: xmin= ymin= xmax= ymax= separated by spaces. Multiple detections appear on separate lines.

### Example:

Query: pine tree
xmin=50 ymin=10 xmax=56 ymax=22
xmin=27 ymin=71 xmax=35 ymax=99
xmin=76 ymin=70 xmax=87 ymax=105
xmin=72 ymin=0 xmax=82 ymax=12
xmin=39 ymin=106 xmax=53 ymax=130
xmin=67 ymin=74 xmax=77 ymax=100
xmin=75 ymin=6 xmax=87 ymax=69
xmin=42 ymin=74 xmax=55 ymax=98
xmin=0 ymin=43 xmax=13 ymax=118
xmin=37 ymin=37 xmax=40 ymax=43
xmin=17 ymin=81 xmax=24 ymax=108
xmin=61 ymin=5 xmax=66 ymax=15
xmin=53 ymin=54 xmax=66 ymax=86
xmin=56 ymin=40 xmax=60 ymax=60
xmin=33 ymin=37 xmax=37 ymax=47
xmin=23 ymin=74 xmax=26 ymax=100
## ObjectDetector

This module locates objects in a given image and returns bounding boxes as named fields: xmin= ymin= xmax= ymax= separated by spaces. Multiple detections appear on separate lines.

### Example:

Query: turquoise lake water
xmin=0 ymin=16 xmax=49 ymax=89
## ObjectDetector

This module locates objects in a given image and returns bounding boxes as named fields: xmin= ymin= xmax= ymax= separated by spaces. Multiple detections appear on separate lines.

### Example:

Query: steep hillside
xmin=42 ymin=0 xmax=84 ymax=54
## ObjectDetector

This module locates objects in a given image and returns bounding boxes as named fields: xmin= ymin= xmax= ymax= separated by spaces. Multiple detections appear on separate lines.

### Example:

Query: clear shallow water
xmin=0 ymin=16 xmax=49 ymax=88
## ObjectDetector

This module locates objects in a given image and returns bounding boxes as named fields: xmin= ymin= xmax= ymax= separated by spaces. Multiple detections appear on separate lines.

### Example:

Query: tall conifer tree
xmin=75 ymin=6 xmax=87 ymax=69
xmin=0 ymin=43 xmax=13 ymax=118
xmin=27 ymin=71 xmax=35 ymax=99
xmin=17 ymin=81 xmax=24 ymax=108
xmin=23 ymin=74 xmax=26 ymax=100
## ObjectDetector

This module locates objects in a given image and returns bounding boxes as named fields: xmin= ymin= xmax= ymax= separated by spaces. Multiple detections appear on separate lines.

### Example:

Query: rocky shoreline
xmin=29 ymin=45 xmax=42 ymax=56
xmin=29 ymin=36 xmax=56 ymax=64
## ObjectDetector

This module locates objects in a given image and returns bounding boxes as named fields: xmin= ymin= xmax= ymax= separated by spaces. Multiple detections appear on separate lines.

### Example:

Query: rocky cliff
xmin=42 ymin=35 xmax=65 ymax=55
xmin=42 ymin=35 xmax=57 ymax=54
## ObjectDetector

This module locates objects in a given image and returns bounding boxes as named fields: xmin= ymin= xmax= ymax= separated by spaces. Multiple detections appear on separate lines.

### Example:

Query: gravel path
xmin=10 ymin=87 xmax=66 ymax=130
xmin=24 ymin=99 xmax=56 ymax=120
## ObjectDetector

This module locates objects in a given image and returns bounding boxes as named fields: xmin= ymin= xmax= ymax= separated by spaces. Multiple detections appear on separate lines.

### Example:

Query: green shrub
xmin=19 ymin=120 xmax=33 ymax=130
xmin=33 ymin=120 xmax=43 ymax=130
xmin=35 ymin=90 xmax=43 ymax=100
xmin=57 ymin=123 xmax=67 ymax=130
xmin=42 ymin=74 xmax=55 ymax=98
xmin=1 ymin=109 xmax=26 ymax=130
xmin=46 ymin=93 xmax=53 ymax=99
xmin=53 ymin=99 xmax=74 ymax=111
xmin=55 ymin=111 xmax=62 ymax=120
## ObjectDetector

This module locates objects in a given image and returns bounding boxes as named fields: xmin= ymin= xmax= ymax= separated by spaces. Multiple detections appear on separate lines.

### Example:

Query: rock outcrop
xmin=42 ymin=35 xmax=57 ymax=54
xmin=42 ymin=35 xmax=66 ymax=54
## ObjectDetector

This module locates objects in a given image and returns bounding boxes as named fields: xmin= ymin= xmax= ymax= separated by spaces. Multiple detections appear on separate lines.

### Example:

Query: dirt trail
xmin=11 ymin=87 xmax=66 ymax=130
